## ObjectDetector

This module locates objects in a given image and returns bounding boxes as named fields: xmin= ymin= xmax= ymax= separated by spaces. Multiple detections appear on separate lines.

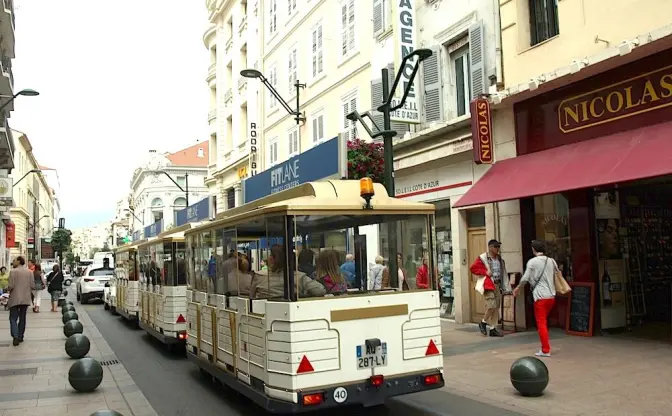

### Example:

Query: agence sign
xmin=470 ymin=98 xmax=494 ymax=164
xmin=558 ymin=65 xmax=672 ymax=133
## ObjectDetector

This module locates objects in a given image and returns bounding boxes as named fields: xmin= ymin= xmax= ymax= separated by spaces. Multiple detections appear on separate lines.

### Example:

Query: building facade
xmin=109 ymin=198 xmax=130 ymax=249
xmin=8 ymin=130 xmax=57 ymax=263
xmin=71 ymin=222 xmax=112 ymax=259
xmin=129 ymin=143 xmax=209 ymax=239
xmin=455 ymin=0 xmax=672 ymax=336
xmin=203 ymin=0 xmax=260 ymax=213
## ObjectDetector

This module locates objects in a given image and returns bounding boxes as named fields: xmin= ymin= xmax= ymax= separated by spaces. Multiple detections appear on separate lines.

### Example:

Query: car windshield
xmin=89 ymin=268 xmax=114 ymax=276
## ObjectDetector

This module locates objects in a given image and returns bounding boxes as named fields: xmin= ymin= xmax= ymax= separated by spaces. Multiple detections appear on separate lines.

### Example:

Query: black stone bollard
xmin=58 ymin=298 xmax=66 ymax=308
xmin=64 ymin=320 xmax=84 ymax=338
xmin=90 ymin=411 xmax=124 ymax=416
xmin=62 ymin=311 xmax=79 ymax=324
xmin=510 ymin=356 xmax=549 ymax=397
xmin=67 ymin=300 xmax=74 ymax=306
xmin=68 ymin=357 xmax=103 ymax=393
xmin=62 ymin=305 xmax=76 ymax=314
xmin=65 ymin=334 xmax=91 ymax=359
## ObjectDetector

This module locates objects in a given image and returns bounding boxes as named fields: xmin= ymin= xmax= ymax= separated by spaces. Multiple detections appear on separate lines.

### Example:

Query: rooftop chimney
xmin=197 ymin=148 xmax=204 ymax=158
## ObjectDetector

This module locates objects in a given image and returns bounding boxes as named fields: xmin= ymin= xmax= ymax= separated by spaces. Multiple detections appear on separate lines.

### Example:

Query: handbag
xmin=552 ymin=259 xmax=572 ymax=295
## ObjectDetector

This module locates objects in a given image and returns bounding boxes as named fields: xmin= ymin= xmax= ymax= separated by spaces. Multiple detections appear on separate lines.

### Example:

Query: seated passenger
xmin=227 ymin=256 xmax=252 ymax=296
xmin=250 ymin=245 xmax=326 ymax=299
xmin=314 ymin=250 xmax=348 ymax=295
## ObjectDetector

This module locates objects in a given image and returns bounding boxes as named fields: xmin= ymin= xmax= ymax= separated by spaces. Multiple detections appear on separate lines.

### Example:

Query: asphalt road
xmin=84 ymin=301 xmax=523 ymax=416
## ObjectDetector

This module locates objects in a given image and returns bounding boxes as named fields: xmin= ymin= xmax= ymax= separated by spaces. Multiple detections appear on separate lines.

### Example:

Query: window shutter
xmin=370 ymin=78 xmax=384 ymax=141
xmin=312 ymin=118 xmax=318 ymax=143
xmin=373 ymin=0 xmax=384 ymax=37
xmin=348 ymin=0 xmax=356 ymax=51
xmin=342 ymin=101 xmax=350 ymax=140
xmin=468 ymin=21 xmax=485 ymax=99
xmin=318 ymin=115 xmax=324 ymax=140
xmin=423 ymin=45 xmax=444 ymax=123
xmin=341 ymin=3 xmax=348 ymax=56
xmin=312 ymin=29 xmax=317 ymax=77
xmin=317 ymin=25 xmax=323 ymax=73
xmin=386 ymin=63 xmax=411 ymax=137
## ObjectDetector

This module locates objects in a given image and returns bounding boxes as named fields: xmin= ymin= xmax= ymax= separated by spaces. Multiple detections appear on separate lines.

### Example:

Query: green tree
xmin=51 ymin=228 xmax=73 ymax=270
xmin=65 ymin=252 xmax=75 ymax=269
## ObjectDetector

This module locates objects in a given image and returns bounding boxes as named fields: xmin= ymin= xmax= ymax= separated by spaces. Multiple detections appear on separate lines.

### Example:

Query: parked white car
xmin=76 ymin=265 xmax=114 ymax=304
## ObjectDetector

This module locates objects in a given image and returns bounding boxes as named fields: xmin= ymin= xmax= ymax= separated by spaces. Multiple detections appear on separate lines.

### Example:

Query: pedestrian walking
xmin=32 ymin=264 xmax=46 ymax=313
xmin=46 ymin=265 xmax=64 ymax=312
xmin=7 ymin=256 xmax=36 ymax=346
xmin=513 ymin=240 xmax=557 ymax=357
xmin=470 ymin=239 xmax=512 ymax=337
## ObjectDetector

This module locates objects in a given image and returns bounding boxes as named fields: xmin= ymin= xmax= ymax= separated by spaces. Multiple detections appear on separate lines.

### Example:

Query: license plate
xmin=356 ymin=342 xmax=387 ymax=369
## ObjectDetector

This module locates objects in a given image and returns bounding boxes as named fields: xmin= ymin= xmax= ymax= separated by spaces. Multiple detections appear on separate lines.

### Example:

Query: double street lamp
xmin=346 ymin=48 xmax=434 ymax=289
xmin=13 ymin=169 xmax=41 ymax=187
xmin=0 ymin=88 xmax=40 ymax=113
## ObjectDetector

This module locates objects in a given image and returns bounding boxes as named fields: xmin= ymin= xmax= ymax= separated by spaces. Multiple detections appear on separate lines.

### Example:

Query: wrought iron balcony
xmin=208 ymin=109 xmax=217 ymax=123
xmin=224 ymin=88 xmax=233 ymax=105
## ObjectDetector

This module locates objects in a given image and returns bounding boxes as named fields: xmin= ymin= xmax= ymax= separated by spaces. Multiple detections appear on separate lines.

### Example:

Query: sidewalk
xmin=0 ymin=291 xmax=158 ymax=416
xmin=438 ymin=319 xmax=670 ymax=416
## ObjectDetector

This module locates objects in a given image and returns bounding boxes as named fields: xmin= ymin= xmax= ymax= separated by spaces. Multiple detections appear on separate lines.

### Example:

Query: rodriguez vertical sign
xmin=391 ymin=0 xmax=420 ymax=124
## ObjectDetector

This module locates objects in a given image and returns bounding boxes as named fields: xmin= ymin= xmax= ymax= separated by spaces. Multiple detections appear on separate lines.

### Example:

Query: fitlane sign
xmin=470 ymin=98 xmax=494 ymax=164
xmin=391 ymin=0 xmax=420 ymax=124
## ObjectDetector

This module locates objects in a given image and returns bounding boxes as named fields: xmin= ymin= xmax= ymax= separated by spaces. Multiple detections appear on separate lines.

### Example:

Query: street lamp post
xmin=0 ymin=89 xmax=40 ymax=113
xmin=12 ymin=169 xmax=40 ymax=188
xmin=346 ymin=49 xmax=433 ymax=289
xmin=153 ymin=171 xmax=189 ymax=206
xmin=240 ymin=69 xmax=305 ymax=124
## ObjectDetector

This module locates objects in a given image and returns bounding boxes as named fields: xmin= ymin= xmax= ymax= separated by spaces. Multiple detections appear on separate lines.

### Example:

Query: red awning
xmin=453 ymin=120 xmax=672 ymax=208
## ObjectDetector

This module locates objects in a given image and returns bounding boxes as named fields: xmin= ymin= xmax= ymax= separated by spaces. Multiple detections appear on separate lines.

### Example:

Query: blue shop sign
xmin=243 ymin=135 xmax=346 ymax=203
xmin=144 ymin=219 xmax=163 ymax=238
xmin=176 ymin=196 xmax=212 ymax=226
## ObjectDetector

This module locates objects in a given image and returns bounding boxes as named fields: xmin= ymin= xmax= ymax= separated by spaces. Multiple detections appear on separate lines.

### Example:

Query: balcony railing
xmin=1 ymin=55 xmax=13 ymax=87
xmin=208 ymin=109 xmax=217 ymax=123
xmin=224 ymin=88 xmax=233 ymax=105
xmin=225 ymin=37 xmax=233 ymax=55
xmin=238 ymin=16 xmax=248 ymax=37
xmin=207 ymin=63 xmax=216 ymax=83
xmin=237 ymin=77 xmax=247 ymax=91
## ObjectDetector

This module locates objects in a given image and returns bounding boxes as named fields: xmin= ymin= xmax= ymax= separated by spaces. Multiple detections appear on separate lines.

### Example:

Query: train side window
xmin=175 ymin=241 xmax=187 ymax=286
xmin=214 ymin=227 xmax=237 ymax=295
xmin=248 ymin=215 xmax=288 ymax=300
xmin=186 ymin=236 xmax=196 ymax=290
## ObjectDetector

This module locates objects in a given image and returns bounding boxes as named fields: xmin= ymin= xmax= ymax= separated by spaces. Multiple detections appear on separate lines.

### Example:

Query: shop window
xmin=529 ymin=0 xmax=559 ymax=46
xmin=467 ymin=208 xmax=485 ymax=228
xmin=226 ymin=188 xmax=235 ymax=210
xmin=434 ymin=201 xmax=454 ymax=317
xmin=534 ymin=194 xmax=571 ymax=280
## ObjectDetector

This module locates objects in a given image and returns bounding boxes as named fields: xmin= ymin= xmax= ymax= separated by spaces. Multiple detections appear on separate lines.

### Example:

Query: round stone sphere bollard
xmin=64 ymin=320 xmax=84 ymax=338
xmin=65 ymin=334 xmax=91 ymax=359
xmin=67 ymin=300 xmax=74 ymax=306
xmin=58 ymin=298 xmax=66 ymax=308
xmin=510 ymin=356 xmax=549 ymax=397
xmin=90 ymin=411 xmax=125 ymax=416
xmin=62 ymin=304 xmax=76 ymax=314
xmin=68 ymin=357 xmax=103 ymax=393
xmin=62 ymin=311 xmax=79 ymax=324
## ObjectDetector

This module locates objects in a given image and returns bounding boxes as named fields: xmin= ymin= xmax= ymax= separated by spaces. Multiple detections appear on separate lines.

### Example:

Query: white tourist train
xmin=183 ymin=179 xmax=444 ymax=413
xmin=136 ymin=224 xmax=204 ymax=348
xmin=113 ymin=242 xmax=140 ymax=324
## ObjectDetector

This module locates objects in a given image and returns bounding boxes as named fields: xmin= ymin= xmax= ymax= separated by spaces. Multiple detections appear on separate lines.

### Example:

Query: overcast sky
xmin=10 ymin=0 xmax=209 ymax=228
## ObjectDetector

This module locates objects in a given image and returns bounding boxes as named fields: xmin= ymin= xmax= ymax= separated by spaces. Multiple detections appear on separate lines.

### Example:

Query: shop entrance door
xmin=468 ymin=228 xmax=487 ymax=323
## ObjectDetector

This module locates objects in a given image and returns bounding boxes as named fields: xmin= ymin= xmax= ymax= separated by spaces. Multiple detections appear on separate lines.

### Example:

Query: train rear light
xmin=369 ymin=375 xmax=384 ymax=388
xmin=84 ymin=278 xmax=94 ymax=282
xmin=176 ymin=314 xmax=186 ymax=324
xmin=177 ymin=332 xmax=187 ymax=340
xmin=425 ymin=339 xmax=440 ymax=356
xmin=302 ymin=393 xmax=324 ymax=406
xmin=423 ymin=374 xmax=442 ymax=386
xmin=297 ymin=356 xmax=314 ymax=374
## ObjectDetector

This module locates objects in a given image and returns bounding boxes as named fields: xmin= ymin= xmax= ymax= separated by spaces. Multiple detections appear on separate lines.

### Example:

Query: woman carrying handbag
xmin=513 ymin=240 xmax=559 ymax=358
xmin=32 ymin=264 xmax=46 ymax=313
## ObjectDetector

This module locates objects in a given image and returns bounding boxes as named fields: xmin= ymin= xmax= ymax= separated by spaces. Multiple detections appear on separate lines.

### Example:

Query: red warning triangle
xmin=176 ymin=314 xmax=186 ymax=324
xmin=297 ymin=355 xmax=314 ymax=373
xmin=425 ymin=339 xmax=440 ymax=356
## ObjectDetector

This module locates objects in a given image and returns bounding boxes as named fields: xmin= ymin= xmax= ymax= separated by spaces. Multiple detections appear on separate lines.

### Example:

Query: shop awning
xmin=453 ymin=120 xmax=672 ymax=208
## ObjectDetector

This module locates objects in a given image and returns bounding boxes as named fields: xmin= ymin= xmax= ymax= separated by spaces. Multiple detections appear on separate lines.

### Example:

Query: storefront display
xmin=454 ymin=47 xmax=672 ymax=337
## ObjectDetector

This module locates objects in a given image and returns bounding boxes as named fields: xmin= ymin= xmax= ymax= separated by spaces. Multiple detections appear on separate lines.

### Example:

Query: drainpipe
xmin=493 ymin=0 xmax=504 ymax=87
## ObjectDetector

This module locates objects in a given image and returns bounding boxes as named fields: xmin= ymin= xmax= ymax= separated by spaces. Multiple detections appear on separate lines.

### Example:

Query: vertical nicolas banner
xmin=470 ymin=98 xmax=494 ymax=164
xmin=391 ymin=0 xmax=420 ymax=124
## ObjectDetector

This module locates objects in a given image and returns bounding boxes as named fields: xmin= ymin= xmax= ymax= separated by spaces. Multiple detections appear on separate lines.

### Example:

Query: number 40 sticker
xmin=333 ymin=387 xmax=348 ymax=403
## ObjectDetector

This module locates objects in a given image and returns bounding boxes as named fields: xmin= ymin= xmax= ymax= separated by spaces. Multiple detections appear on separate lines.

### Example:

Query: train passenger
xmin=313 ymin=250 xmax=348 ymax=295
xmin=227 ymin=255 xmax=252 ymax=296
xmin=250 ymin=245 xmax=325 ymax=299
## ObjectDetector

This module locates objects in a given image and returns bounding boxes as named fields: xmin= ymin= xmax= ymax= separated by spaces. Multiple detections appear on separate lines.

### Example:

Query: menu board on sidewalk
xmin=565 ymin=282 xmax=595 ymax=336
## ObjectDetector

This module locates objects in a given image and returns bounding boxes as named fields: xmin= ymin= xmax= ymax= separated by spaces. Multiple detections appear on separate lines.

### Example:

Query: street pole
xmin=185 ymin=172 xmax=189 ymax=206
xmin=380 ymin=67 xmax=399 ymax=289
